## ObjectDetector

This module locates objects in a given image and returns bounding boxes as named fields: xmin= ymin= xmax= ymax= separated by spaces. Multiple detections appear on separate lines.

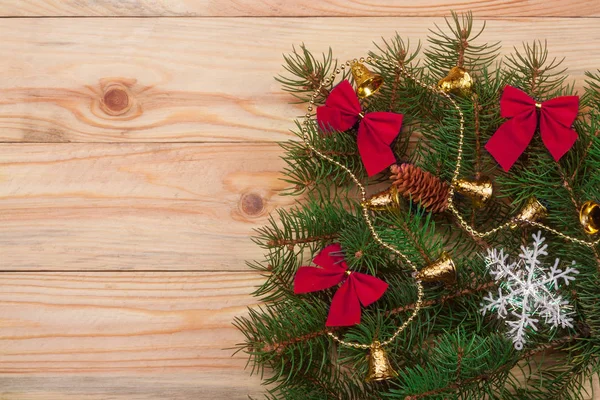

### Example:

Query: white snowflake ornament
xmin=480 ymin=231 xmax=579 ymax=350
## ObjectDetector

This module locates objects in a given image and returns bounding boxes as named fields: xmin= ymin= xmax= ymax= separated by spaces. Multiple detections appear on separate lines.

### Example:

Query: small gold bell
xmin=510 ymin=197 xmax=548 ymax=229
xmin=437 ymin=66 xmax=473 ymax=96
xmin=365 ymin=341 xmax=397 ymax=382
xmin=351 ymin=62 xmax=384 ymax=99
xmin=580 ymin=201 xmax=600 ymax=234
xmin=362 ymin=185 xmax=400 ymax=211
xmin=415 ymin=252 xmax=457 ymax=285
xmin=453 ymin=176 xmax=493 ymax=208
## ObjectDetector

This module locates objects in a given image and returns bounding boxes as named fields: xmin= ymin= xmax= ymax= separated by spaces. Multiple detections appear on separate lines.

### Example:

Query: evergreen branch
xmin=456 ymin=25 xmax=468 ymax=68
xmin=455 ymin=345 xmax=464 ymax=381
xmin=472 ymin=93 xmax=483 ymax=178
xmin=236 ymin=16 xmax=600 ymax=399
xmin=389 ymin=65 xmax=402 ymax=112
xmin=504 ymin=40 xmax=569 ymax=99
xmin=556 ymin=163 xmax=580 ymax=210
xmin=425 ymin=12 xmax=500 ymax=78
xmin=452 ymin=214 xmax=490 ymax=249
xmin=266 ymin=233 xmax=339 ymax=248
xmin=276 ymin=44 xmax=343 ymax=104
xmin=387 ymin=280 xmax=496 ymax=316
xmin=376 ymin=205 xmax=446 ymax=266
xmin=401 ymin=334 xmax=580 ymax=400
xmin=255 ymin=279 xmax=499 ymax=357
xmin=261 ymin=328 xmax=333 ymax=354
xmin=294 ymin=368 xmax=342 ymax=400
xmin=265 ymin=264 xmax=295 ymax=295
xmin=373 ymin=33 xmax=421 ymax=68
xmin=398 ymin=214 xmax=433 ymax=264
xmin=280 ymin=123 xmax=369 ymax=195
xmin=583 ymin=70 xmax=600 ymax=108
xmin=570 ymin=129 xmax=600 ymax=182
xmin=253 ymin=194 xmax=354 ymax=250
xmin=520 ymin=333 xmax=581 ymax=359
xmin=303 ymin=147 xmax=358 ymax=157
xmin=404 ymin=368 xmax=505 ymax=400
xmin=371 ymin=34 xmax=420 ymax=112
xmin=593 ymin=248 xmax=600 ymax=276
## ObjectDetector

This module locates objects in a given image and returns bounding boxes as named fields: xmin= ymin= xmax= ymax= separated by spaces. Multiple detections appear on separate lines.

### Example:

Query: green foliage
xmin=386 ymin=330 xmax=516 ymax=399
xmin=503 ymin=41 xmax=570 ymax=99
xmin=235 ymin=12 xmax=600 ymax=400
xmin=583 ymin=70 xmax=600 ymax=109
xmin=280 ymin=123 xmax=368 ymax=196
xmin=276 ymin=45 xmax=347 ymax=104
xmin=424 ymin=12 xmax=500 ymax=78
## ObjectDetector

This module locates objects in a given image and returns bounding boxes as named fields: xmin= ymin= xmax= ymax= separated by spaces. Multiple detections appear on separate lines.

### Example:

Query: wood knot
xmin=104 ymin=88 xmax=129 ymax=112
xmin=100 ymin=83 xmax=133 ymax=116
xmin=240 ymin=193 xmax=264 ymax=217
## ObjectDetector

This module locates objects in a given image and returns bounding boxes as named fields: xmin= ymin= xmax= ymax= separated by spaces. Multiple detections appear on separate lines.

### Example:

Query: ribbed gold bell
xmin=362 ymin=185 xmax=400 ymax=211
xmin=580 ymin=201 xmax=600 ymax=234
xmin=437 ymin=66 xmax=473 ymax=96
xmin=415 ymin=252 xmax=457 ymax=285
xmin=351 ymin=62 xmax=384 ymax=99
xmin=365 ymin=341 xmax=397 ymax=382
xmin=453 ymin=176 xmax=493 ymax=208
xmin=510 ymin=197 xmax=548 ymax=229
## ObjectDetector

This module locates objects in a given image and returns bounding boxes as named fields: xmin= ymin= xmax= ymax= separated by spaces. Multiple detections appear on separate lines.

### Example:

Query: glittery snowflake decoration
xmin=480 ymin=231 xmax=579 ymax=350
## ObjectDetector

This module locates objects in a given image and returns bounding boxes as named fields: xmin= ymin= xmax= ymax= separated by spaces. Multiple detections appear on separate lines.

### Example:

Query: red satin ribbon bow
xmin=485 ymin=85 xmax=579 ymax=171
xmin=316 ymin=80 xmax=403 ymax=176
xmin=294 ymin=243 xmax=388 ymax=327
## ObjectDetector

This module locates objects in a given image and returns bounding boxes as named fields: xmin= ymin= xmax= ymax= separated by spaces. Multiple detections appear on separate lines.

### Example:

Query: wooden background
xmin=1 ymin=1 xmax=600 ymax=399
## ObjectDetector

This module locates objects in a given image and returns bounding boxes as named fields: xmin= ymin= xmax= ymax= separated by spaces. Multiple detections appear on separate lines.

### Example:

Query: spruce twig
xmin=276 ymin=44 xmax=342 ymax=104
xmin=236 ymin=14 xmax=600 ymax=399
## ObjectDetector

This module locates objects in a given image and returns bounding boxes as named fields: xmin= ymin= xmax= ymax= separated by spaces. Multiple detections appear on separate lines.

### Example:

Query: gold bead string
xmin=373 ymin=57 xmax=600 ymax=249
xmin=301 ymin=56 xmax=424 ymax=350
xmin=300 ymin=52 xmax=598 ymax=351
xmin=444 ymin=98 xmax=600 ymax=248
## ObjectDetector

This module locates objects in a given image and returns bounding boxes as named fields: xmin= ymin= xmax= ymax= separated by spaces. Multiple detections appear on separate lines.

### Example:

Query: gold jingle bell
xmin=453 ymin=176 xmax=493 ymax=208
xmin=510 ymin=196 xmax=548 ymax=229
xmin=437 ymin=66 xmax=473 ymax=96
xmin=351 ymin=62 xmax=384 ymax=99
xmin=362 ymin=185 xmax=400 ymax=211
xmin=415 ymin=252 xmax=457 ymax=285
xmin=580 ymin=201 xmax=600 ymax=235
xmin=365 ymin=341 xmax=397 ymax=382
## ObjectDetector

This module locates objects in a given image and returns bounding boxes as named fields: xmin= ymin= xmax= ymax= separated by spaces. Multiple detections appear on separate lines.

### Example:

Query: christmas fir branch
xmin=234 ymin=11 xmax=600 ymax=400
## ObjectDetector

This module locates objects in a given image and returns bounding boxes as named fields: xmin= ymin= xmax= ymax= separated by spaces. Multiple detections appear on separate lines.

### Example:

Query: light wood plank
xmin=1 ymin=0 xmax=599 ymax=17
xmin=0 ymin=272 xmax=264 ymax=399
xmin=0 ymin=143 xmax=292 ymax=271
xmin=0 ymin=17 xmax=599 ymax=143
xmin=1 ymin=273 xmax=597 ymax=399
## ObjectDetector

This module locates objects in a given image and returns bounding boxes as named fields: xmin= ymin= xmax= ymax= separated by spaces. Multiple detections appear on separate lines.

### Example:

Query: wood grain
xmin=2 ymin=7 xmax=599 ymax=400
xmin=2 ymin=0 xmax=599 ymax=17
xmin=0 ymin=272 xmax=265 ymax=399
xmin=0 ymin=273 xmax=597 ymax=400
xmin=0 ymin=17 xmax=599 ymax=143
xmin=0 ymin=143 xmax=291 ymax=271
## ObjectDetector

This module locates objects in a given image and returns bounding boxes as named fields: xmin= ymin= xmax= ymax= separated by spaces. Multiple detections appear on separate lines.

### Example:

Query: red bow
xmin=293 ymin=243 xmax=388 ymax=327
xmin=317 ymin=80 xmax=403 ymax=176
xmin=485 ymin=85 xmax=579 ymax=171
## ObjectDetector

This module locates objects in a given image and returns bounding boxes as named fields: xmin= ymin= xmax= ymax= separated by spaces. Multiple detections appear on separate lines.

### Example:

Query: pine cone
xmin=390 ymin=163 xmax=449 ymax=213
